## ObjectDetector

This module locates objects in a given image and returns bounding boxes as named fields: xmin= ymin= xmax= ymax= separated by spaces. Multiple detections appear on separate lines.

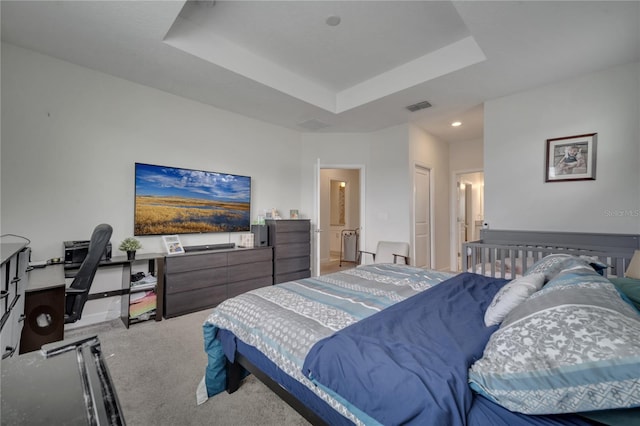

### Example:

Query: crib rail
xmin=462 ymin=231 xmax=638 ymax=279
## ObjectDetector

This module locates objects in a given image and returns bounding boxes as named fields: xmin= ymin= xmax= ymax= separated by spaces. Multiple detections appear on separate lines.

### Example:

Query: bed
xmin=197 ymin=232 xmax=640 ymax=426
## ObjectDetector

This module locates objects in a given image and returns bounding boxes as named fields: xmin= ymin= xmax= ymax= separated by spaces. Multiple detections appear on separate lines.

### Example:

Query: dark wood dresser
xmin=160 ymin=246 xmax=273 ymax=318
xmin=266 ymin=219 xmax=311 ymax=284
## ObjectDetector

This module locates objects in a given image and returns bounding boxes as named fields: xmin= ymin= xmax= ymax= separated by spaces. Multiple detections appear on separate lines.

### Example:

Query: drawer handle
xmin=0 ymin=291 xmax=8 ymax=300
xmin=18 ymin=314 xmax=26 ymax=323
xmin=10 ymin=277 xmax=21 ymax=285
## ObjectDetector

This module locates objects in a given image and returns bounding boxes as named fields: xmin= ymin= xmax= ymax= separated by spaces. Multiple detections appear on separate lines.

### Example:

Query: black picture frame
xmin=545 ymin=133 xmax=597 ymax=182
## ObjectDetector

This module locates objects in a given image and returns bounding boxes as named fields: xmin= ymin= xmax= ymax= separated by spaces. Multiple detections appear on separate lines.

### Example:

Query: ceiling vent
xmin=406 ymin=101 xmax=432 ymax=112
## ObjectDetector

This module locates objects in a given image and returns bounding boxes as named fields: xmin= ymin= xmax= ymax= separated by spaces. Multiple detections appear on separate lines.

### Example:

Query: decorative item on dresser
xmin=118 ymin=236 xmax=142 ymax=260
xmin=266 ymin=219 xmax=311 ymax=284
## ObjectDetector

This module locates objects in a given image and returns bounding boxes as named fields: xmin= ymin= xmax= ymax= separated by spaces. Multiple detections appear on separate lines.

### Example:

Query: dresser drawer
xmin=270 ymin=231 xmax=309 ymax=245
xmin=228 ymin=260 xmax=272 ymax=284
xmin=268 ymin=219 xmax=309 ymax=233
xmin=228 ymin=276 xmax=273 ymax=298
xmin=273 ymin=243 xmax=310 ymax=260
xmin=274 ymin=256 xmax=310 ymax=275
xmin=165 ymin=252 xmax=226 ymax=274
xmin=165 ymin=267 xmax=227 ymax=294
xmin=227 ymin=247 xmax=272 ymax=266
xmin=275 ymin=270 xmax=311 ymax=284
xmin=164 ymin=286 xmax=227 ymax=318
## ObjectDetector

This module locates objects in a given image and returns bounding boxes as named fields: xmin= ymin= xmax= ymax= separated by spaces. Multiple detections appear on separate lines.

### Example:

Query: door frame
xmin=314 ymin=162 xmax=366 ymax=276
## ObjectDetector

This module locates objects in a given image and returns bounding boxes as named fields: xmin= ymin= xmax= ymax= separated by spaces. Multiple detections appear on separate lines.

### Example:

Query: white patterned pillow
xmin=484 ymin=273 xmax=545 ymax=326
xmin=523 ymin=254 xmax=592 ymax=281
xmin=469 ymin=267 xmax=640 ymax=415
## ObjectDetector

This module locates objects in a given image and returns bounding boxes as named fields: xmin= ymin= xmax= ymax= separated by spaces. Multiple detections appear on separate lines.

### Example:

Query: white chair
xmin=359 ymin=241 xmax=409 ymax=265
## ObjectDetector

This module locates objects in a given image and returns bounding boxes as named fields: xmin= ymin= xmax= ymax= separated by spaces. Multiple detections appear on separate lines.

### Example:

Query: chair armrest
xmin=358 ymin=250 xmax=376 ymax=264
xmin=393 ymin=254 xmax=409 ymax=265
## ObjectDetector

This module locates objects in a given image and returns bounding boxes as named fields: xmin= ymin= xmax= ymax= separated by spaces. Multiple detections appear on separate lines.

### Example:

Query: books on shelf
xmin=129 ymin=291 xmax=156 ymax=318
xmin=131 ymin=274 xmax=157 ymax=292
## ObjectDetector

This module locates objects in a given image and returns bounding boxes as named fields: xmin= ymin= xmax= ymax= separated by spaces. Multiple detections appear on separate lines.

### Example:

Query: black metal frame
xmin=226 ymin=353 xmax=330 ymax=426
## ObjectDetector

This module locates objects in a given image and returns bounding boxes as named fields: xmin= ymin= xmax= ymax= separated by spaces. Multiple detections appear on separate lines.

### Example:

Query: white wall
xmin=302 ymin=125 xmax=453 ymax=271
xmin=484 ymin=61 xmax=640 ymax=234
xmin=300 ymin=127 xmax=413 ymax=271
xmin=1 ymin=43 xmax=304 ymax=259
xmin=367 ymin=125 xmax=412 ymax=253
xmin=450 ymin=138 xmax=483 ymax=173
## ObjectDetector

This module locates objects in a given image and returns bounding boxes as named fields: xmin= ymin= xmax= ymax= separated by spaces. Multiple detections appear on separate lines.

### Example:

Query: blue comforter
xmin=303 ymin=273 xmax=594 ymax=426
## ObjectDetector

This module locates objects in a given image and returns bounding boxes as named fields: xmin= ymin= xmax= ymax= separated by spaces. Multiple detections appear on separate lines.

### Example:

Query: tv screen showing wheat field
xmin=134 ymin=163 xmax=251 ymax=236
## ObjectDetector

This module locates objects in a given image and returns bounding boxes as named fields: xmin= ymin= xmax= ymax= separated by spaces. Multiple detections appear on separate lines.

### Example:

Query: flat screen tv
xmin=134 ymin=163 xmax=251 ymax=236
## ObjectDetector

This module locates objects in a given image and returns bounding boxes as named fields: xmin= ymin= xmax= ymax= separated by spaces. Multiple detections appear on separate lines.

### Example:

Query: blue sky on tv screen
xmin=135 ymin=163 xmax=250 ymax=203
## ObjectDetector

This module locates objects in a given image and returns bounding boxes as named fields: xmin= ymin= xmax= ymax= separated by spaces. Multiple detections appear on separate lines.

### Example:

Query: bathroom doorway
xmin=319 ymin=168 xmax=361 ymax=275
xmin=453 ymin=171 xmax=484 ymax=271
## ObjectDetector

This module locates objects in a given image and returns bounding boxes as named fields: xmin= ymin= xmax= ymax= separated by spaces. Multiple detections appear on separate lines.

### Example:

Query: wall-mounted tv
xmin=134 ymin=163 xmax=251 ymax=236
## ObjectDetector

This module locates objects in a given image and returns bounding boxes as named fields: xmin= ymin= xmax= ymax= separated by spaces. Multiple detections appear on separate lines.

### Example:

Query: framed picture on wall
xmin=545 ymin=133 xmax=597 ymax=182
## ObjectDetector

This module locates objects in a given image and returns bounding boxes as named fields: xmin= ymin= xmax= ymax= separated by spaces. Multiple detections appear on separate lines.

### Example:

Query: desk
xmin=20 ymin=254 xmax=164 ymax=354
xmin=64 ymin=253 xmax=163 ymax=328
xmin=20 ymin=264 xmax=65 ymax=354
xmin=1 ymin=242 xmax=29 ymax=359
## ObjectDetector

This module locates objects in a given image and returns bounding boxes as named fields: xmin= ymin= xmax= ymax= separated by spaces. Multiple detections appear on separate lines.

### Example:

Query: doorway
xmin=319 ymin=168 xmax=362 ymax=275
xmin=453 ymin=171 xmax=484 ymax=271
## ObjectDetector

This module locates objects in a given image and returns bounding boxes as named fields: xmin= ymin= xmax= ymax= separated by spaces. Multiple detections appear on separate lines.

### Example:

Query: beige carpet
xmin=65 ymin=310 xmax=310 ymax=426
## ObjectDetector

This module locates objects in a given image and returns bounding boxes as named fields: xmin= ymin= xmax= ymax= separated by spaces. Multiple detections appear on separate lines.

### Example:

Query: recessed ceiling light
xmin=326 ymin=15 xmax=341 ymax=26
xmin=451 ymin=121 xmax=462 ymax=127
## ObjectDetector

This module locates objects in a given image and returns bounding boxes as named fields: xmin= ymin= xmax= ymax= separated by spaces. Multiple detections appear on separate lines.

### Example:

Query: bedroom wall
xmin=450 ymin=138 xmax=483 ymax=172
xmin=300 ymin=125 xmax=452 ymax=272
xmin=299 ymin=127 xmax=411 ymax=268
xmin=484 ymin=61 xmax=640 ymax=234
xmin=1 ymin=43 xmax=303 ymax=259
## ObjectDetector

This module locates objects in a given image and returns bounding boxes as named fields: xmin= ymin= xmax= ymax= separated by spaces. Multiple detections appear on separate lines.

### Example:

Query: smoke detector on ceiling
xmin=326 ymin=15 xmax=341 ymax=26
xmin=406 ymin=101 xmax=432 ymax=112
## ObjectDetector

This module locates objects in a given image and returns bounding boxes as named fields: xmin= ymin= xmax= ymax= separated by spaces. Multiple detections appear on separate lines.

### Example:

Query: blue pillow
xmin=609 ymin=277 xmax=640 ymax=310
xmin=469 ymin=267 xmax=640 ymax=415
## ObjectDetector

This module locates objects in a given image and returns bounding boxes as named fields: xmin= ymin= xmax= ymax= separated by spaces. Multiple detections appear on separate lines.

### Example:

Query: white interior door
xmin=414 ymin=165 xmax=431 ymax=268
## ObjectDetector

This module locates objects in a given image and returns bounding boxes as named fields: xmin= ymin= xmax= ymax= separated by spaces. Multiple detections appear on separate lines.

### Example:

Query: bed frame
xmin=227 ymin=355 xmax=330 ymax=426
xmin=462 ymin=230 xmax=639 ymax=278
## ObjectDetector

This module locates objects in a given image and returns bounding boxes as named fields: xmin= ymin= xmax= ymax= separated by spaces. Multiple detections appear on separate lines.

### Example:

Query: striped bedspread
xmin=197 ymin=264 xmax=455 ymax=422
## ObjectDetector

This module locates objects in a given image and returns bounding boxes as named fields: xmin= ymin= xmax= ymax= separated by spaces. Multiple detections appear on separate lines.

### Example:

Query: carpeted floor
xmin=320 ymin=259 xmax=357 ymax=275
xmin=65 ymin=309 xmax=310 ymax=426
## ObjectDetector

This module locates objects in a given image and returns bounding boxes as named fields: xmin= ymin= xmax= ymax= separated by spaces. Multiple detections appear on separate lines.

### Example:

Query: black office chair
xmin=64 ymin=224 xmax=113 ymax=324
